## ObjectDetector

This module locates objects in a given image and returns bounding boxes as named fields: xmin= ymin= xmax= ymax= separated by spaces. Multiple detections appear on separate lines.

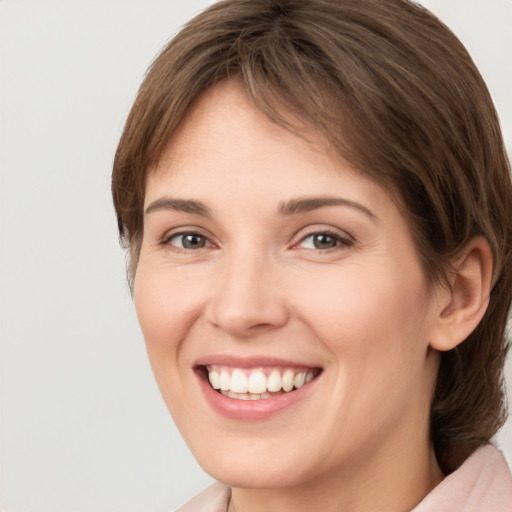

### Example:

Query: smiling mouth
xmin=202 ymin=365 xmax=322 ymax=401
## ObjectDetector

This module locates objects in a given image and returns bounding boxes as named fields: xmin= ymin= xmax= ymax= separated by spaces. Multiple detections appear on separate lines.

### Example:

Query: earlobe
xmin=429 ymin=237 xmax=493 ymax=352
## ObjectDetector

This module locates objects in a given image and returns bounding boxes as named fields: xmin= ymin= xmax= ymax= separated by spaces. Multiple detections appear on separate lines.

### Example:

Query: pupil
xmin=314 ymin=234 xmax=337 ymax=249
xmin=183 ymin=234 xmax=205 ymax=248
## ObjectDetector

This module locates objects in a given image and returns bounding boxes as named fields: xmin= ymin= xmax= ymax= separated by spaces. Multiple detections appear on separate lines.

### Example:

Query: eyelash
xmin=294 ymin=230 xmax=354 ymax=251
xmin=161 ymin=227 xmax=354 ymax=254
xmin=161 ymin=231 xmax=213 ymax=251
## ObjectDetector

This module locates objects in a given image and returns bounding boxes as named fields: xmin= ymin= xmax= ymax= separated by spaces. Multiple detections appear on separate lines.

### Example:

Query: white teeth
xmin=208 ymin=370 xmax=220 ymax=390
xmin=248 ymin=371 xmax=267 ymax=394
xmin=282 ymin=369 xmax=294 ymax=391
xmin=294 ymin=372 xmax=306 ymax=389
xmin=267 ymin=370 xmax=282 ymax=392
xmin=230 ymin=369 xmax=248 ymax=393
xmin=208 ymin=366 xmax=319 ymax=397
xmin=219 ymin=370 xmax=231 ymax=391
xmin=221 ymin=390 xmax=267 ymax=400
xmin=226 ymin=391 xmax=250 ymax=400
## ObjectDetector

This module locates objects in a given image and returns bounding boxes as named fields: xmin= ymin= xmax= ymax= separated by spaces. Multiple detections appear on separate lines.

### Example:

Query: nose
xmin=205 ymin=250 xmax=289 ymax=338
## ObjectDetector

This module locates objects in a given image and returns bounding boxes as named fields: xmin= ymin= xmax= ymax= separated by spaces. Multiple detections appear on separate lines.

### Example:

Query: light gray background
xmin=1 ymin=1 xmax=511 ymax=511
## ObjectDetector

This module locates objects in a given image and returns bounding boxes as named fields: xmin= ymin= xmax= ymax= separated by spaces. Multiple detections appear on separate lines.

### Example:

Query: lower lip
xmin=196 ymin=370 xmax=319 ymax=421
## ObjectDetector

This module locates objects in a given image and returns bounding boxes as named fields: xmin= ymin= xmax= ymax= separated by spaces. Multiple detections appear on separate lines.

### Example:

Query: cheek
xmin=293 ymin=259 xmax=431 ymax=372
xmin=296 ymin=264 xmax=433 ymax=437
xmin=134 ymin=267 xmax=197 ymax=374
xmin=133 ymin=267 xmax=204 ymax=423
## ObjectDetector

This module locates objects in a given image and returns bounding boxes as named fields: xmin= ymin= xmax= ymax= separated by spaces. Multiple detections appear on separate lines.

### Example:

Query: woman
xmin=112 ymin=0 xmax=512 ymax=510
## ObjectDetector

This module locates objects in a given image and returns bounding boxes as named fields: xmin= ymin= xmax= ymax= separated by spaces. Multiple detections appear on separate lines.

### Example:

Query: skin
xmin=134 ymin=80 xmax=449 ymax=512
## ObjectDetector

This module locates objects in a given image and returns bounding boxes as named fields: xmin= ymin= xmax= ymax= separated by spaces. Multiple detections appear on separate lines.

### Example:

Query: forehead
xmin=153 ymin=82 xmax=328 ymax=167
xmin=147 ymin=81 xmax=366 ymax=196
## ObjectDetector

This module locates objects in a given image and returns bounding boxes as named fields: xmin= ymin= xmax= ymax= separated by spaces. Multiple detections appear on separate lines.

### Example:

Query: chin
xmin=195 ymin=446 xmax=315 ymax=489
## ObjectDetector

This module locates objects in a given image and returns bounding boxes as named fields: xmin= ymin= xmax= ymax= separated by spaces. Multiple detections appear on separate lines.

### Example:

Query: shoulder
xmin=413 ymin=444 xmax=512 ymax=511
xmin=174 ymin=483 xmax=231 ymax=512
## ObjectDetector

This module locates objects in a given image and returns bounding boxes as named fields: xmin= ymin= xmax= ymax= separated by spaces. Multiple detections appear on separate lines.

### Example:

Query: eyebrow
xmin=144 ymin=195 xmax=376 ymax=221
xmin=145 ymin=197 xmax=212 ymax=217
xmin=277 ymin=196 xmax=377 ymax=220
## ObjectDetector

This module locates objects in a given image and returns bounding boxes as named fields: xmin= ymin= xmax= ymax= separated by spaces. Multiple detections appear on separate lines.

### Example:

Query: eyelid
xmin=291 ymin=225 xmax=355 ymax=250
xmin=160 ymin=227 xmax=217 ymax=250
xmin=158 ymin=224 xmax=355 ymax=252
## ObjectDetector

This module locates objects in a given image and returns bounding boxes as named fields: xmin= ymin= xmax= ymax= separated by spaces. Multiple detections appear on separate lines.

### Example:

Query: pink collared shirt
xmin=175 ymin=445 xmax=512 ymax=511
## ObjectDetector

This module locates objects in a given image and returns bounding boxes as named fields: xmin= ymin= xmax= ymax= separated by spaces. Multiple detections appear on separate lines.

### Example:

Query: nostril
xmin=249 ymin=323 xmax=272 ymax=330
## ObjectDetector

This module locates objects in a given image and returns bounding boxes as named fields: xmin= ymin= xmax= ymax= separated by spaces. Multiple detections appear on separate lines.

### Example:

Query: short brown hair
xmin=112 ymin=0 xmax=512 ymax=473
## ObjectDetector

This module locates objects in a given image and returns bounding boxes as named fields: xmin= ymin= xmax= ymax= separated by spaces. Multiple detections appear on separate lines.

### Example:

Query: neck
xmin=229 ymin=436 xmax=443 ymax=512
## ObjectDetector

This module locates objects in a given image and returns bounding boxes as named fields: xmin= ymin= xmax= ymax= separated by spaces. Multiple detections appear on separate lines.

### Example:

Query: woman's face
xmin=135 ymin=81 xmax=441 ymax=490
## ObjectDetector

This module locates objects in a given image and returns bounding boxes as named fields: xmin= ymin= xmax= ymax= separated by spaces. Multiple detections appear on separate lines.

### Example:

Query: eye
xmin=297 ymin=231 xmax=353 ymax=250
xmin=164 ymin=232 xmax=212 ymax=250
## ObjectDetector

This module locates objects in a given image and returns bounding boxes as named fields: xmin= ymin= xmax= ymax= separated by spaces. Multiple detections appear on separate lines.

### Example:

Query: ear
xmin=429 ymin=237 xmax=493 ymax=351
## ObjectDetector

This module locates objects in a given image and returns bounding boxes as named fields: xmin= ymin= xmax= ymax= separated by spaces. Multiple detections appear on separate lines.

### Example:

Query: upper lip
xmin=193 ymin=354 xmax=322 ymax=370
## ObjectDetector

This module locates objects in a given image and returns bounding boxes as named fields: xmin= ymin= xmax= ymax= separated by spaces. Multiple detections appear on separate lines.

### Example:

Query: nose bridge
xmin=206 ymin=242 xmax=288 ymax=336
